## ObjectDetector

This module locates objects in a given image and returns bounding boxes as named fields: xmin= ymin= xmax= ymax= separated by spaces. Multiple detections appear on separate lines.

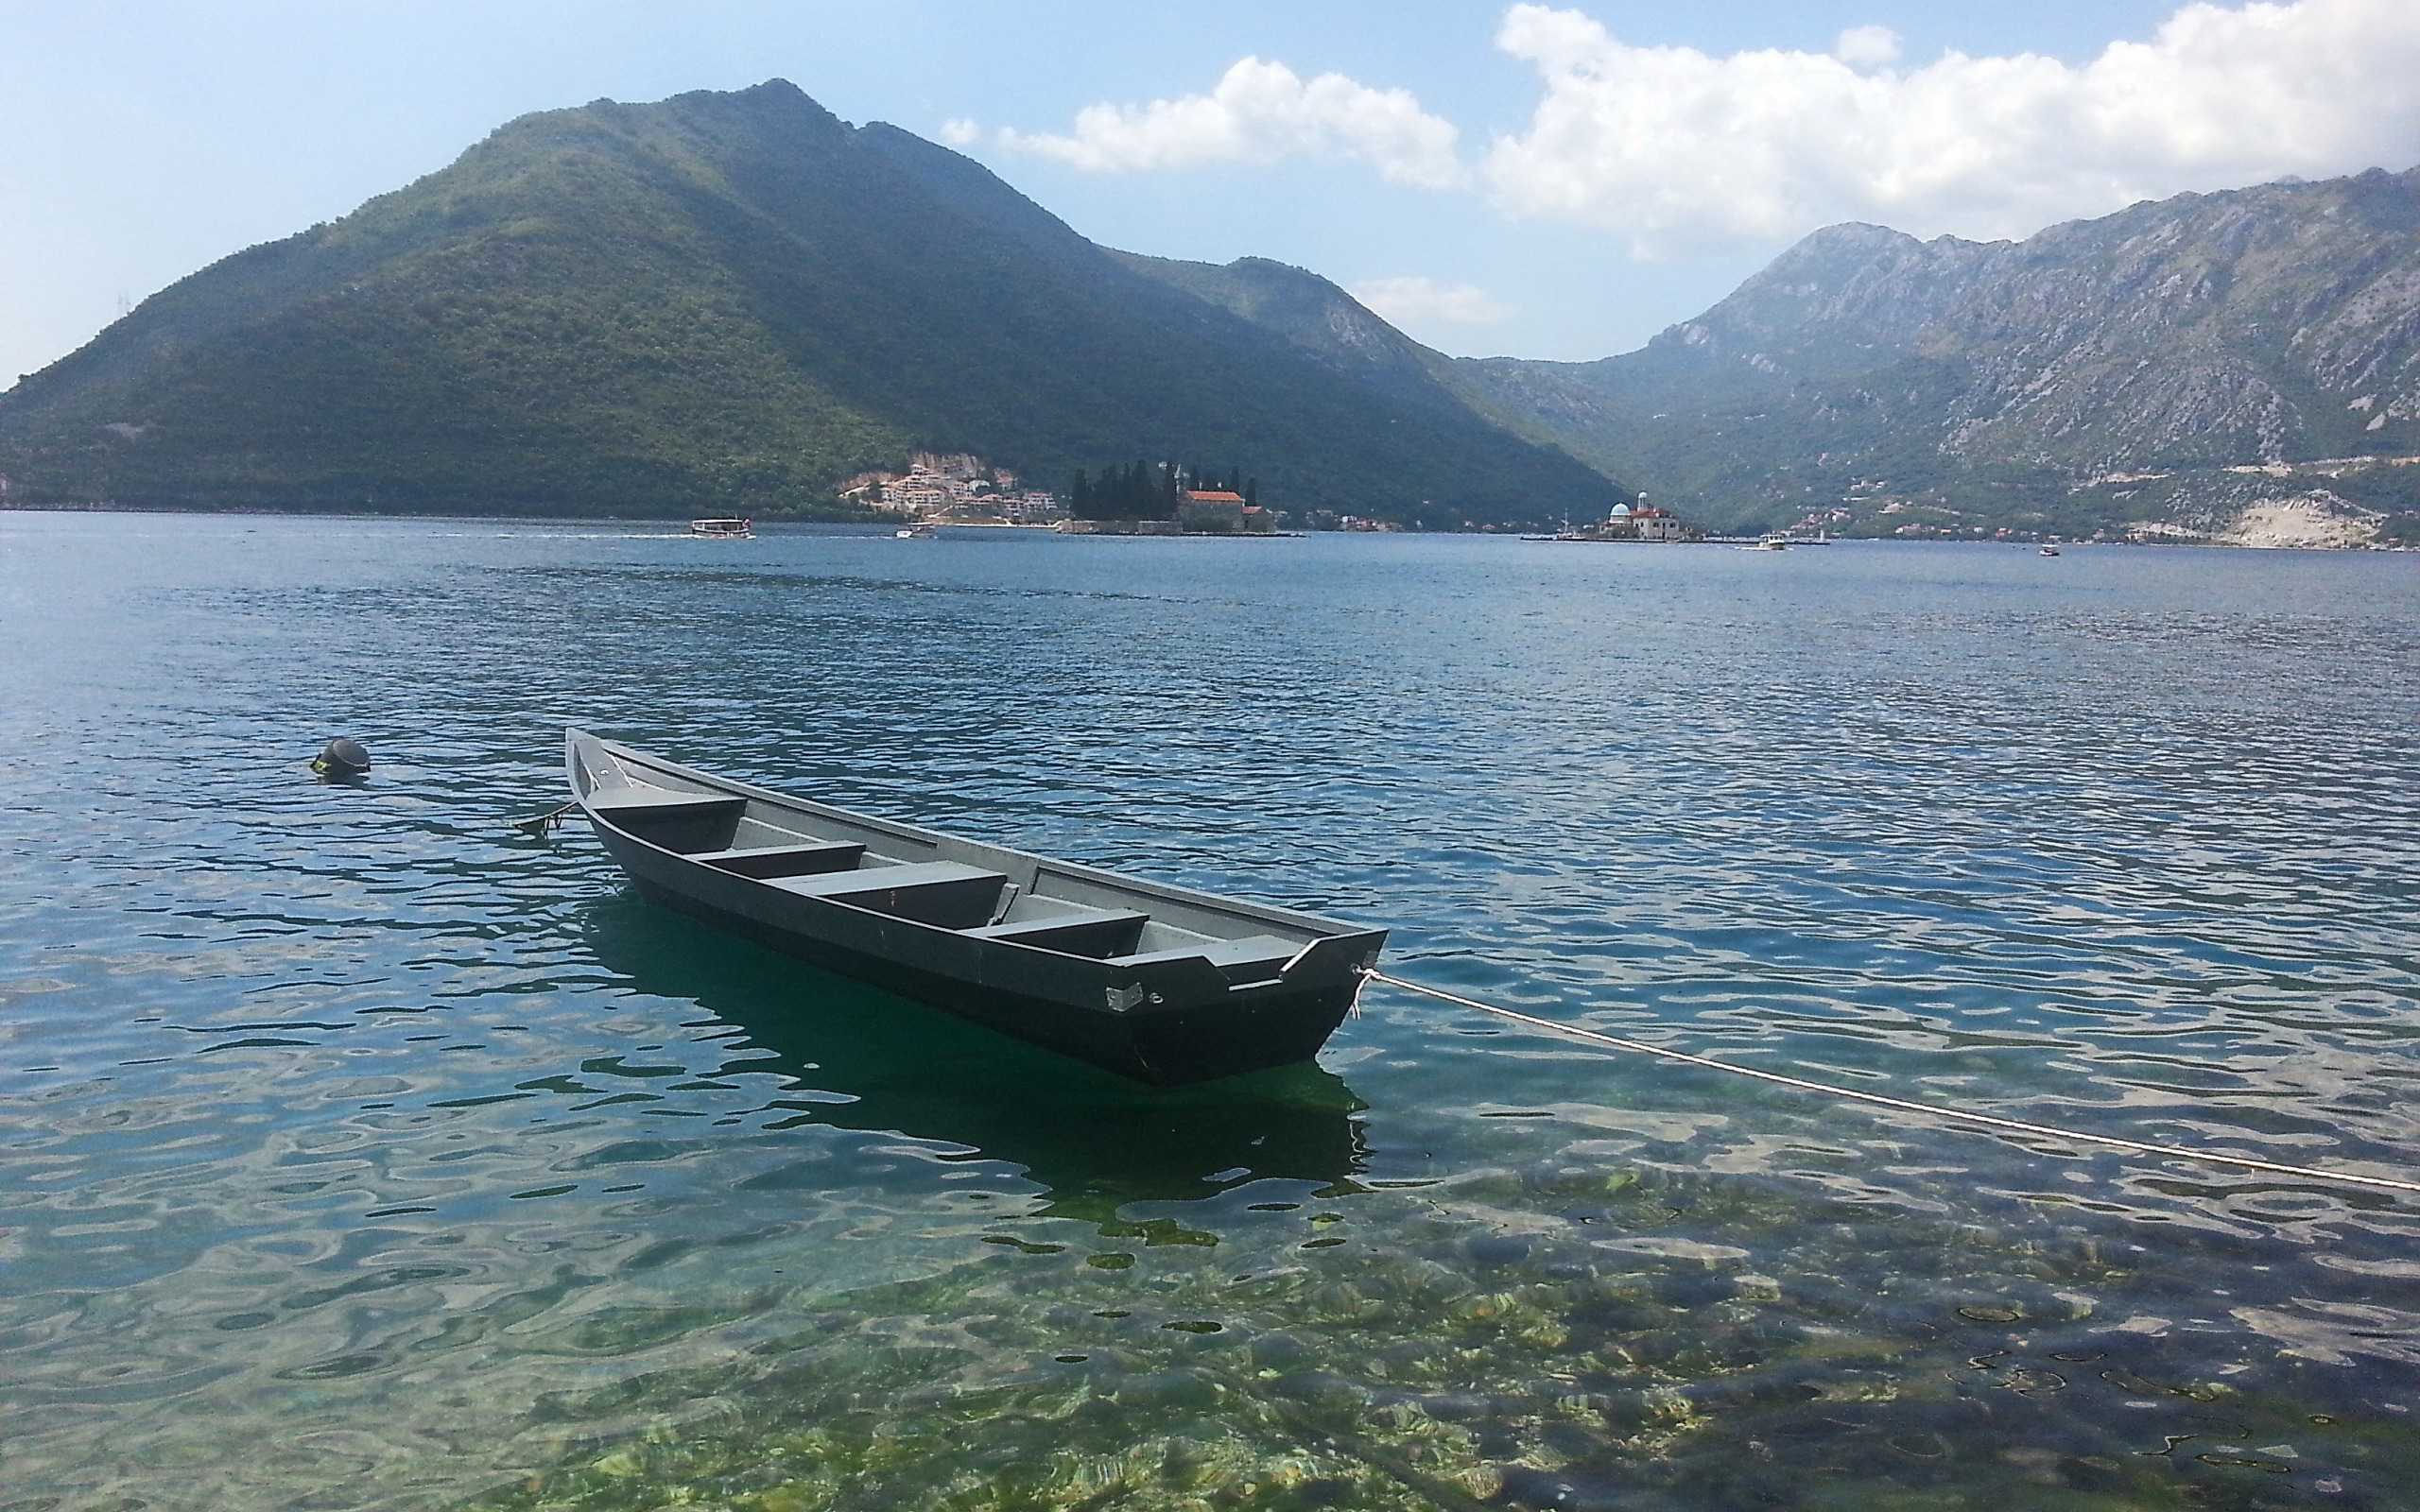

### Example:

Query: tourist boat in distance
xmin=1739 ymin=536 xmax=1790 ymax=551
xmin=2040 ymin=545 xmax=2062 ymax=556
xmin=567 ymin=730 xmax=1388 ymax=1086
xmin=689 ymin=517 xmax=753 ymax=539
xmin=895 ymin=523 xmax=938 ymax=539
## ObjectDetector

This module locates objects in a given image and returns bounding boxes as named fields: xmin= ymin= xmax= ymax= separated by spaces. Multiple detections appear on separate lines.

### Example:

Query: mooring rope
xmin=510 ymin=799 xmax=583 ymax=836
xmin=1361 ymin=970 xmax=2420 ymax=1198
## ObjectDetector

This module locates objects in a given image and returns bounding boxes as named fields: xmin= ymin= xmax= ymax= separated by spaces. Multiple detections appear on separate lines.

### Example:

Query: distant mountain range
xmin=3 ymin=81 xmax=2415 ymax=542
xmin=0 ymin=81 xmax=1620 ymax=523
xmin=1451 ymin=170 xmax=2420 ymax=542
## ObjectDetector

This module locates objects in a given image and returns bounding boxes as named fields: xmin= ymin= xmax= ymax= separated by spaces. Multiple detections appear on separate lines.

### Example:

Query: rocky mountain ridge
xmin=1456 ymin=168 xmax=2420 ymax=542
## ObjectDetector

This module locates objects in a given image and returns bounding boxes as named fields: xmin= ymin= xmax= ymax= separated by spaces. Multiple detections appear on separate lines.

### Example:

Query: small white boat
xmin=1738 ymin=537 xmax=1789 ymax=551
xmin=690 ymin=517 xmax=752 ymax=539
xmin=896 ymin=524 xmax=938 ymax=539
xmin=2039 ymin=546 xmax=2062 ymax=557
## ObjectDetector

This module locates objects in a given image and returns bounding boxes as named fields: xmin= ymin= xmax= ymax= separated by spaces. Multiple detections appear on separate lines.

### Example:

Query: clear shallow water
xmin=2 ymin=513 xmax=2416 ymax=1511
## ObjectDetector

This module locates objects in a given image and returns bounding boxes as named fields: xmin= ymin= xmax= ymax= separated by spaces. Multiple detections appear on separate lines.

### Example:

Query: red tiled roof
xmin=1184 ymin=490 xmax=1247 ymax=503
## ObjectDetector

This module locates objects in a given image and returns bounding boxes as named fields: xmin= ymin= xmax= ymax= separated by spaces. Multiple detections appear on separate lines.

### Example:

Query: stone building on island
xmin=1175 ymin=489 xmax=1273 ymax=534
xmin=1555 ymin=496 xmax=1701 ymax=542
xmin=1606 ymin=499 xmax=1697 ymax=541
xmin=1059 ymin=488 xmax=1279 ymax=536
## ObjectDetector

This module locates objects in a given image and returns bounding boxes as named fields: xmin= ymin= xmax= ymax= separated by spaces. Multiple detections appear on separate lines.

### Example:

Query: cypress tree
xmin=1071 ymin=456 xmax=1258 ymax=518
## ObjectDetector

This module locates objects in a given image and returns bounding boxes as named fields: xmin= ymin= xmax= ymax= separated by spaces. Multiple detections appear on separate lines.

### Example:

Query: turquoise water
xmin=2 ymin=512 xmax=2416 ymax=1511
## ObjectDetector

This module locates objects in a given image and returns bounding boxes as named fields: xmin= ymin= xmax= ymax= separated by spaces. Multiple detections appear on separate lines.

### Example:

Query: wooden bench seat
xmin=691 ymin=840 xmax=867 ymax=879
xmin=769 ymin=861 xmax=1009 ymax=929
xmin=588 ymin=790 xmax=746 ymax=820
xmin=587 ymin=789 xmax=749 ymax=853
xmin=961 ymin=907 xmax=1150 ymax=958
xmin=1111 ymin=934 xmax=1301 ymax=983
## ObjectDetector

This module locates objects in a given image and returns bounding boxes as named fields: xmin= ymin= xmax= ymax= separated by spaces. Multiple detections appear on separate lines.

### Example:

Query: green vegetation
xmin=0 ymin=83 xmax=1621 ymax=524
xmin=1069 ymin=461 xmax=1256 ymax=520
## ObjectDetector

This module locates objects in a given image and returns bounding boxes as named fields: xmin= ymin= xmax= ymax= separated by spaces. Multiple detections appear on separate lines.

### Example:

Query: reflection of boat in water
xmin=570 ymin=731 xmax=1386 ymax=1086
xmin=578 ymin=895 xmax=1369 ymax=1220
xmin=690 ymin=517 xmax=753 ymax=539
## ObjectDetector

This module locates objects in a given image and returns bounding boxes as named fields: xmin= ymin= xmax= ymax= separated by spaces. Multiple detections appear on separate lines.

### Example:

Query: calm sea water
xmin=3 ymin=512 xmax=2417 ymax=1512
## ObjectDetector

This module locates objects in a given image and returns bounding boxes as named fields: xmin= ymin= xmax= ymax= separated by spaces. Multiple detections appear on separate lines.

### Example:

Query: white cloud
xmin=971 ymin=1 xmax=2420 ymax=261
xmin=1833 ymin=26 xmax=1902 ymax=69
xmin=935 ymin=117 xmax=981 ymax=147
xmin=1351 ymin=276 xmax=1512 ymax=325
xmin=1483 ymin=0 xmax=2420 ymax=251
xmin=995 ymin=57 xmax=1467 ymax=189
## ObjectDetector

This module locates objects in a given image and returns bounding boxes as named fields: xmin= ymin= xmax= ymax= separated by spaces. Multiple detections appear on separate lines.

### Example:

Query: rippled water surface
xmin=3 ymin=513 xmax=2417 ymax=1511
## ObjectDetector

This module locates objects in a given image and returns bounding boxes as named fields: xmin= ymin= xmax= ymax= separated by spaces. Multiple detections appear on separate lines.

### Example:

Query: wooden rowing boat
xmin=568 ymin=730 xmax=1387 ymax=1085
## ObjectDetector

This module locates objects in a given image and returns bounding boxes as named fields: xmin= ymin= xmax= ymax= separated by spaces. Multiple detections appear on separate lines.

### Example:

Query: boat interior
xmin=585 ymin=782 xmax=1312 ymax=984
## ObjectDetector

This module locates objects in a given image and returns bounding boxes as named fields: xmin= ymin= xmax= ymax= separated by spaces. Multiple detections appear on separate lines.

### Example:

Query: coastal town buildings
xmin=990 ymin=491 xmax=1066 ymax=524
xmin=836 ymin=453 xmax=1064 ymax=524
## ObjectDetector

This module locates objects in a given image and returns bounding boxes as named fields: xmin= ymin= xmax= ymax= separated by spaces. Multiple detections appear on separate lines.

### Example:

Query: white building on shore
xmin=838 ymin=453 xmax=1062 ymax=523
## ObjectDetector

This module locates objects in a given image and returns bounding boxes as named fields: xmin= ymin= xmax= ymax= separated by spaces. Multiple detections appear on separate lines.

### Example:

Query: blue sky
xmin=4 ymin=1 xmax=2415 ymax=382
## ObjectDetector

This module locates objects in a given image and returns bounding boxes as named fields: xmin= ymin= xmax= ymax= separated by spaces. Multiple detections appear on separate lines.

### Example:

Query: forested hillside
xmin=0 ymin=82 xmax=1623 ymax=523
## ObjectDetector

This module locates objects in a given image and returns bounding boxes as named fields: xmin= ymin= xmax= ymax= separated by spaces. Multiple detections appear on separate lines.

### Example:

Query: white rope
xmin=1361 ymin=970 xmax=2420 ymax=1198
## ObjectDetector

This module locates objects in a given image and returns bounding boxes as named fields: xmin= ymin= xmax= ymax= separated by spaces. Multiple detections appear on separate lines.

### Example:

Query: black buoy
xmin=312 ymin=737 xmax=372 ymax=778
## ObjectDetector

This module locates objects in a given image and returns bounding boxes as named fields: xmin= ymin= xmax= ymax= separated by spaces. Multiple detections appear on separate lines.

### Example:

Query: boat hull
xmin=622 ymin=871 xmax=1357 ymax=1084
xmin=572 ymin=733 xmax=1382 ymax=1086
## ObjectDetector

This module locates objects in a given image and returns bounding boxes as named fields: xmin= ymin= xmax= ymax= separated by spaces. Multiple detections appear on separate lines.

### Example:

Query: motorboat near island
xmin=689 ymin=517 xmax=753 ymax=539
xmin=567 ymin=731 xmax=1388 ymax=1085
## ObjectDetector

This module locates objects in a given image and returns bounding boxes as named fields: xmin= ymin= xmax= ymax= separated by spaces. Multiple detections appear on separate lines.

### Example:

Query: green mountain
xmin=1459 ymin=169 xmax=2420 ymax=541
xmin=0 ymin=81 xmax=1623 ymax=523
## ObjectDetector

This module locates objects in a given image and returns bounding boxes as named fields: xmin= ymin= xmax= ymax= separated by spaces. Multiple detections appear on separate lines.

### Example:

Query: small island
xmin=1529 ymin=496 xmax=1704 ymax=542
xmin=1057 ymin=461 xmax=1285 ymax=536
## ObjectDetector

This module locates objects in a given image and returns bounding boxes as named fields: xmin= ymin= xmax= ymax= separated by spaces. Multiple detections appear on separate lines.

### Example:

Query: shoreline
xmin=2 ymin=504 xmax=2409 ymax=549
